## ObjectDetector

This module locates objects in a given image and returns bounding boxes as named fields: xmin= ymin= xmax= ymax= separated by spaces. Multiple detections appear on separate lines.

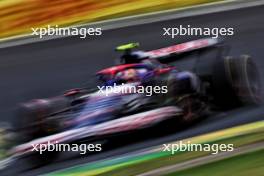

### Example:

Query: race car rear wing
xmin=147 ymin=38 xmax=220 ymax=59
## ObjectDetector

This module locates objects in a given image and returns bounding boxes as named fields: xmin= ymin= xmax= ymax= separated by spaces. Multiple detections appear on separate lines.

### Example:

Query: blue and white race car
xmin=10 ymin=38 xmax=261 ymax=166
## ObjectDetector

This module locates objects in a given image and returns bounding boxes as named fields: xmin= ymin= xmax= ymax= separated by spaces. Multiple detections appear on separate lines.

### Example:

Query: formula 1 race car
xmin=10 ymin=38 xmax=261 ymax=165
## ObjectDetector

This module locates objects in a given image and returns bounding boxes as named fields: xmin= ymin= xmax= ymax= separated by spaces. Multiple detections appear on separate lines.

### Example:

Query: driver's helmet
xmin=115 ymin=68 xmax=138 ymax=82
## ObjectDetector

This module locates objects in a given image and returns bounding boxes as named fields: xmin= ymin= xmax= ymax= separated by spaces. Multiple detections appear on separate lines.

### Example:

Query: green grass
xmin=46 ymin=121 xmax=264 ymax=176
xmin=166 ymin=149 xmax=264 ymax=176
xmin=96 ymin=131 xmax=264 ymax=176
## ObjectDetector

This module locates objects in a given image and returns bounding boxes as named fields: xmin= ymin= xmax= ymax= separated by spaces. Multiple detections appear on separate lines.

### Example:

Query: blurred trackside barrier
xmin=0 ymin=0 xmax=223 ymax=39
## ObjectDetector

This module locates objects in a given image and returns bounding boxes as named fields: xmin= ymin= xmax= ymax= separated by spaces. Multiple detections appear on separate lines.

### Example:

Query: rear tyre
xmin=211 ymin=55 xmax=261 ymax=108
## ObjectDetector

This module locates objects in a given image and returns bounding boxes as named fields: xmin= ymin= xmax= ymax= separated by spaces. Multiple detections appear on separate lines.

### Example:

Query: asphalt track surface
xmin=1 ymin=4 xmax=264 ymax=176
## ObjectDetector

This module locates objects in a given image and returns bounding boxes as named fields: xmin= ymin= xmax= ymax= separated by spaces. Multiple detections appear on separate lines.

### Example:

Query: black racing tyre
xmin=23 ymin=150 xmax=60 ymax=168
xmin=211 ymin=55 xmax=261 ymax=108
xmin=14 ymin=96 xmax=70 ymax=143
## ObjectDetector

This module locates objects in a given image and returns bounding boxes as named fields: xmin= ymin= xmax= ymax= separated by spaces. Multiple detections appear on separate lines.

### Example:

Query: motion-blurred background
xmin=0 ymin=0 xmax=263 ymax=176
xmin=0 ymin=0 xmax=220 ymax=39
